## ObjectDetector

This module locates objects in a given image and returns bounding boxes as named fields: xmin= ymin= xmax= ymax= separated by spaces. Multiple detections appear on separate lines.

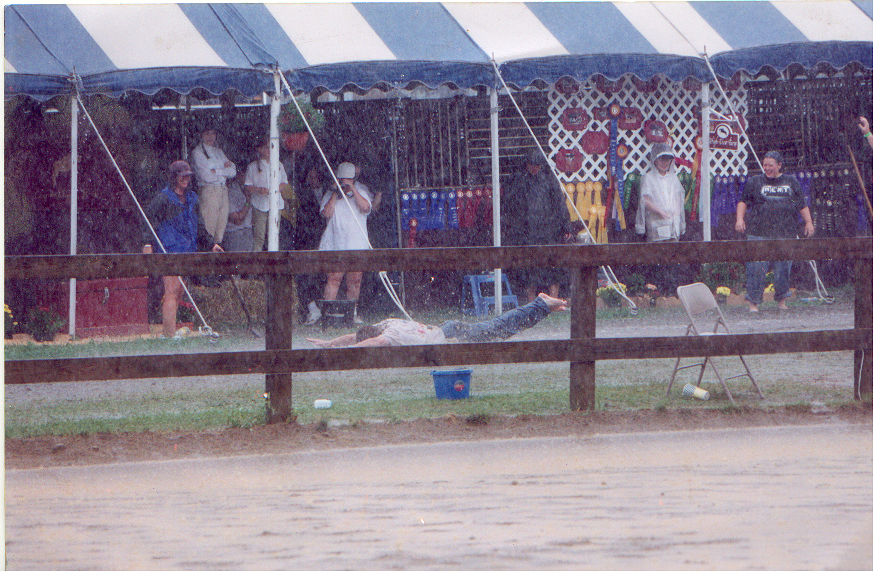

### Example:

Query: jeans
xmin=745 ymin=235 xmax=792 ymax=305
xmin=439 ymin=297 xmax=550 ymax=342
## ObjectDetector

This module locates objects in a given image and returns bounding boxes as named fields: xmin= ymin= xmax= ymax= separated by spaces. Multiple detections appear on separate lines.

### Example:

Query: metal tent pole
xmin=701 ymin=83 xmax=711 ymax=241
xmin=490 ymin=86 xmax=503 ymax=315
xmin=68 ymin=95 xmax=79 ymax=337
xmin=268 ymin=72 xmax=281 ymax=251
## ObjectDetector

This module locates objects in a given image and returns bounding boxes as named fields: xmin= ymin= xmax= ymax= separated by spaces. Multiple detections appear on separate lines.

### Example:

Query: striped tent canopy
xmin=5 ymin=2 xmax=873 ymax=100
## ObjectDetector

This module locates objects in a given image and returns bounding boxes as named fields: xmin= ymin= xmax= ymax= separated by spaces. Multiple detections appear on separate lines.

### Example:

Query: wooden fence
xmin=5 ymin=237 xmax=872 ymax=422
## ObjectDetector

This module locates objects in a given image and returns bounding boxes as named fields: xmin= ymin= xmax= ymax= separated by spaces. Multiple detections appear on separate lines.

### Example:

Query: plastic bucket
xmin=431 ymin=369 xmax=472 ymax=400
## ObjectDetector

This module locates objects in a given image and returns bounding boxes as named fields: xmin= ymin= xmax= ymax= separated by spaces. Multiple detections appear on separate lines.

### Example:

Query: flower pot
xmin=282 ymin=132 xmax=309 ymax=152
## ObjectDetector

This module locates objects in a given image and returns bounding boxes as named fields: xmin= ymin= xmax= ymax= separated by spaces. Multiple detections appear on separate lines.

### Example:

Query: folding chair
xmin=667 ymin=282 xmax=764 ymax=404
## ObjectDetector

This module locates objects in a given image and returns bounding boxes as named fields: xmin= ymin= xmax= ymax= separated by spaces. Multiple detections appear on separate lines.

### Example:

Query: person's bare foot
xmin=537 ymin=292 xmax=568 ymax=312
xmin=748 ymin=302 xmax=759 ymax=313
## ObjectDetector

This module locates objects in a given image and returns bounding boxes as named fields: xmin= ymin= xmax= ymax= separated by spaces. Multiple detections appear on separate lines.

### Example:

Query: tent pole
xmin=390 ymin=92 xmax=406 ymax=305
xmin=701 ymin=83 xmax=711 ymax=241
xmin=268 ymin=72 xmax=281 ymax=251
xmin=490 ymin=86 xmax=503 ymax=316
xmin=68 ymin=95 xmax=79 ymax=337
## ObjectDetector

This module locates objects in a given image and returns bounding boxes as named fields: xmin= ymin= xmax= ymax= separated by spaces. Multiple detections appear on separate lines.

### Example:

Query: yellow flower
xmin=716 ymin=286 xmax=731 ymax=296
xmin=764 ymin=284 xmax=775 ymax=293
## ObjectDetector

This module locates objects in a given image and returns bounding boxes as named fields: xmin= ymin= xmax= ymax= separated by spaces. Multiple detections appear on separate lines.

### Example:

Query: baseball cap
xmin=169 ymin=160 xmax=194 ymax=178
xmin=651 ymin=142 xmax=674 ymax=161
xmin=336 ymin=162 xmax=356 ymax=179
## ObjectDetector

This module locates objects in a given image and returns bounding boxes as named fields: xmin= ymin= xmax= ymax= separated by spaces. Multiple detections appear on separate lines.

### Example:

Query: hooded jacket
xmin=634 ymin=143 xmax=686 ymax=241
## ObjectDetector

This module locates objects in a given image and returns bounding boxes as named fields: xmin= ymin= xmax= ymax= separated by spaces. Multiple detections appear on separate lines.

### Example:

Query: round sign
xmin=616 ymin=144 xmax=629 ymax=159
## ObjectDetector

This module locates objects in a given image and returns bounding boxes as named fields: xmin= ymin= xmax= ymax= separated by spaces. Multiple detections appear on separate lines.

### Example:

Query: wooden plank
xmin=6 ymin=238 xmax=871 ymax=279
xmin=264 ymin=274 xmax=295 ymax=423
xmin=569 ymin=266 xmax=597 ymax=411
xmin=7 ymin=329 xmax=870 ymax=385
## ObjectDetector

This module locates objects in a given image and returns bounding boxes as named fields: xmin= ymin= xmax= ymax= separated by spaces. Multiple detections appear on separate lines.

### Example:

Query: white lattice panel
xmin=547 ymin=76 xmax=748 ymax=183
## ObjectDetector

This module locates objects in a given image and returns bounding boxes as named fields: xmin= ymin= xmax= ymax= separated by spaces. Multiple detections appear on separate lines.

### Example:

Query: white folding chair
xmin=667 ymin=282 xmax=764 ymax=404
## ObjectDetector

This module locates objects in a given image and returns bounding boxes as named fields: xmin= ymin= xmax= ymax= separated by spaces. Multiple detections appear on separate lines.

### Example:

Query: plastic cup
xmin=682 ymin=383 xmax=710 ymax=401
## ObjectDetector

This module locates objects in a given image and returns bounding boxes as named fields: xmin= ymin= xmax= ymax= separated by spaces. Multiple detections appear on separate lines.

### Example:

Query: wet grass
xmin=5 ymin=287 xmax=861 ymax=438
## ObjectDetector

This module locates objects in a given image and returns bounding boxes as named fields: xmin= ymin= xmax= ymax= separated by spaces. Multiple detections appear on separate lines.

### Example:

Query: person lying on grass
xmin=307 ymin=293 xmax=567 ymax=348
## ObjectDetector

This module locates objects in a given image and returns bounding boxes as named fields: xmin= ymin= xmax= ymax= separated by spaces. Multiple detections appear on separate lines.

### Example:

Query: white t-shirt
xmin=191 ymin=143 xmax=236 ymax=186
xmin=375 ymin=319 xmax=446 ymax=346
xmin=244 ymin=159 xmax=289 ymax=213
xmin=318 ymin=182 xmax=372 ymax=251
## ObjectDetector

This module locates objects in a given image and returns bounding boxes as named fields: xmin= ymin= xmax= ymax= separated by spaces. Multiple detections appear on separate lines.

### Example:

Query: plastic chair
xmin=667 ymin=282 xmax=764 ymax=404
xmin=462 ymin=274 xmax=519 ymax=316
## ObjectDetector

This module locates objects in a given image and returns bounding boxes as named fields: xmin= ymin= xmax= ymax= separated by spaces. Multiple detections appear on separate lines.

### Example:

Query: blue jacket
xmin=142 ymin=186 xmax=213 ymax=253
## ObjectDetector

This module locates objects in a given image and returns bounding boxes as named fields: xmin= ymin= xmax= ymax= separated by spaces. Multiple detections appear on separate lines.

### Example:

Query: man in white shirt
xmin=316 ymin=162 xmax=372 ymax=324
xmin=190 ymin=127 xmax=236 ymax=244
xmin=244 ymin=139 xmax=292 ymax=252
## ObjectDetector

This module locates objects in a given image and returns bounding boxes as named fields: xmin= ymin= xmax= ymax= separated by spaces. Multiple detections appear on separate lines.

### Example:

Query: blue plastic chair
xmin=462 ymin=274 xmax=519 ymax=316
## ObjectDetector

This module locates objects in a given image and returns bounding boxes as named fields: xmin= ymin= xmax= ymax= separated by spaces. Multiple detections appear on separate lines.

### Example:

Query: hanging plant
xmin=278 ymin=98 xmax=325 ymax=134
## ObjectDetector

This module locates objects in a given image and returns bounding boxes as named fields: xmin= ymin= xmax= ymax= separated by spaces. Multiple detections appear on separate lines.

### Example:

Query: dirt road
xmin=6 ymin=423 xmax=871 ymax=570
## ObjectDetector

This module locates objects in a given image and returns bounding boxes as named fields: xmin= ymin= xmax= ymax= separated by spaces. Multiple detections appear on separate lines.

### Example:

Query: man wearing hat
xmin=501 ymin=148 xmax=573 ymax=303
xmin=312 ymin=161 xmax=373 ymax=324
xmin=142 ymin=160 xmax=223 ymax=338
xmin=735 ymin=150 xmax=815 ymax=312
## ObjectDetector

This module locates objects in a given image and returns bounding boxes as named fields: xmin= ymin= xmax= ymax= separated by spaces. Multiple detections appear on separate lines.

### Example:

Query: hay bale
xmin=190 ymin=278 xmax=297 ymax=330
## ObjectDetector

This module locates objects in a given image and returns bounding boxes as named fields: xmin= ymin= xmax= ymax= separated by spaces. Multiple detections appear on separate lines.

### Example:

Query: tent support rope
xmin=73 ymin=86 xmax=219 ymax=341
xmin=276 ymin=71 xmax=413 ymax=321
xmin=490 ymin=60 xmax=637 ymax=313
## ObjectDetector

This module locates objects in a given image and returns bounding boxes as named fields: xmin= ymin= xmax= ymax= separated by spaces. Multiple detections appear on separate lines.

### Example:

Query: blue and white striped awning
xmin=5 ymin=2 xmax=872 ymax=100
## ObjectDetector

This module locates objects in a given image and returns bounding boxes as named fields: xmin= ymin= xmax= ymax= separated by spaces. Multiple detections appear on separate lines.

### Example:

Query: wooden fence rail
xmin=5 ymin=238 xmax=872 ymax=422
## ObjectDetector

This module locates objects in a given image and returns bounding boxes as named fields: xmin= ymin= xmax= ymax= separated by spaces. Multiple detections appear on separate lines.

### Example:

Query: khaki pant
xmin=198 ymin=184 xmax=229 ymax=244
xmin=251 ymin=209 xmax=268 ymax=252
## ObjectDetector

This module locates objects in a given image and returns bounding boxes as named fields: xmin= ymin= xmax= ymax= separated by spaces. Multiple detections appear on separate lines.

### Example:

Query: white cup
xmin=682 ymin=383 xmax=710 ymax=401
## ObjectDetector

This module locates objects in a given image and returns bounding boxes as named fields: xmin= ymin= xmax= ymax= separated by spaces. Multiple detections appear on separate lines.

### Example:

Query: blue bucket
xmin=431 ymin=369 xmax=472 ymax=399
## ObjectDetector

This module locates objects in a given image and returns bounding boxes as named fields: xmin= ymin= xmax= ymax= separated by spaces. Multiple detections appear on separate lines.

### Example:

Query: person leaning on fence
xmin=735 ymin=150 xmax=814 ymax=313
xmin=142 ymin=160 xmax=223 ymax=338
xmin=307 ymin=293 xmax=566 ymax=348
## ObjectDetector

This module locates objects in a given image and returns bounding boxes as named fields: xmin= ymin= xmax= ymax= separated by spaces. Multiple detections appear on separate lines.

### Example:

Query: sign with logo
xmin=708 ymin=112 xmax=744 ymax=150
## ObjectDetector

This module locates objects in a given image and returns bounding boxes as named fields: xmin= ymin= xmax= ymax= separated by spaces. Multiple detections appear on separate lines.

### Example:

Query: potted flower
xmin=5 ymin=304 xmax=17 ymax=339
xmin=278 ymin=98 xmax=325 ymax=151
xmin=597 ymin=283 xmax=626 ymax=308
xmin=715 ymin=286 xmax=731 ymax=304
xmin=25 ymin=306 xmax=66 ymax=342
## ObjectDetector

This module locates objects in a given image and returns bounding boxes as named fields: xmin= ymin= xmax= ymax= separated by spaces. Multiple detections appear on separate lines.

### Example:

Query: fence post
xmin=854 ymin=257 xmax=872 ymax=401
xmin=569 ymin=264 xmax=598 ymax=410
xmin=265 ymin=274 xmax=295 ymax=422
